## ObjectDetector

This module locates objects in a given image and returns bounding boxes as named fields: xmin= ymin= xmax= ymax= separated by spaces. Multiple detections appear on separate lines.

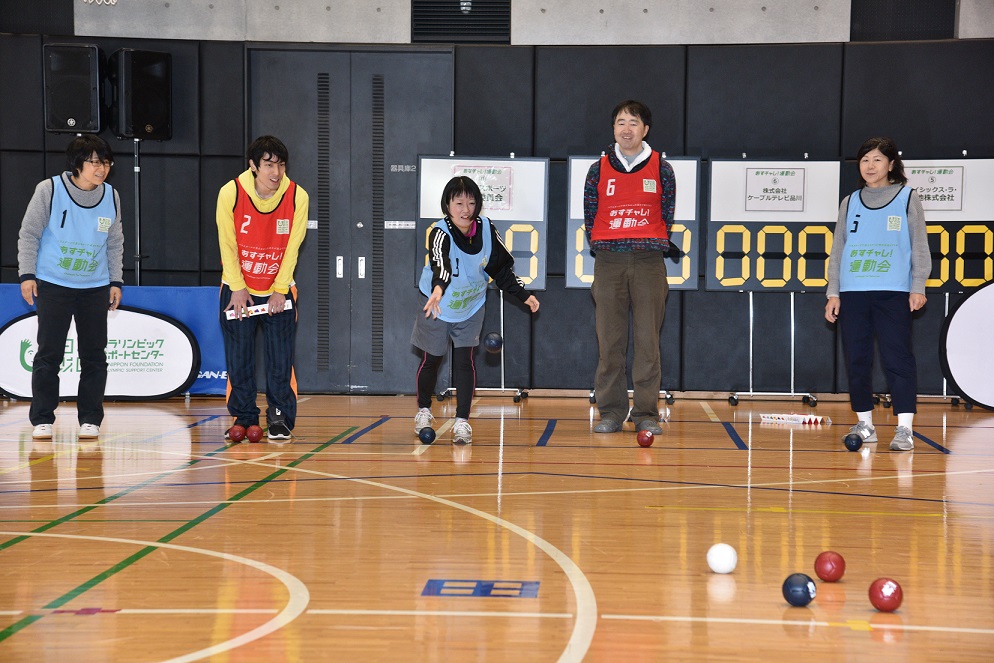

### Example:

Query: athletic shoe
xmin=453 ymin=419 xmax=473 ymax=444
xmin=636 ymin=419 xmax=663 ymax=435
xmin=267 ymin=421 xmax=292 ymax=440
xmin=848 ymin=421 xmax=877 ymax=443
xmin=414 ymin=408 xmax=435 ymax=434
xmin=32 ymin=424 xmax=53 ymax=439
xmin=78 ymin=423 xmax=100 ymax=439
xmin=593 ymin=418 xmax=622 ymax=433
xmin=889 ymin=426 xmax=914 ymax=451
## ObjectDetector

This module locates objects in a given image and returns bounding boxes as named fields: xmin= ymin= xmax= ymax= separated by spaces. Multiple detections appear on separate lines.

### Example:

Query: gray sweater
xmin=826 ymin=183 xmax=930 ymax=298
xmin=17 ymin=172 xmax=125 ymax=287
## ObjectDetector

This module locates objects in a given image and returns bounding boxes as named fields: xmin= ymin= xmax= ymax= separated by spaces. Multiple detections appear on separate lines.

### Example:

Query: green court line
xmin=0 ymin=427 xmax=355 ymax=642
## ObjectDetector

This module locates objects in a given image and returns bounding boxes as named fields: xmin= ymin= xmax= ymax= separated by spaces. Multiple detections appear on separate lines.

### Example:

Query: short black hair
xmin=66 ymin=135 xmax=113 ymax=177
xmin=611 ymin=100 xmax=652 ymax=132
xmin=856 ymin=137 xmax=907 ymax=187
xmin=440 ymin=176 xmax=483 ymax=219
xmin=247 ymin=135 xmax=289 ymax=175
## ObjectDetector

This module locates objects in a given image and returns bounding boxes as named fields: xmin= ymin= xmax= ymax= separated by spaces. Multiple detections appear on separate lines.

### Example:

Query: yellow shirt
xmin=216 ymin=169 xmax=309 ymax=296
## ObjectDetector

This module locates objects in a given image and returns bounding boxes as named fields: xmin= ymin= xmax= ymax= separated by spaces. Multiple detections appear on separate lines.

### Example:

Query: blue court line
xmin=338 ymin=416 xmax=390 ymax=444
xmin=915 ymin=431 xmax=951 ymax=454
xmin=535 ymin=420 xmax=557 ymax=446
xmin=721 ymin=422 xmax=749 ymax=450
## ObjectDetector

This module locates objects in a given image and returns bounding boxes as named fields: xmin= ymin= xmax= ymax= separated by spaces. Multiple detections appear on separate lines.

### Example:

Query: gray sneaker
xmin=453 ymin=419 xmax=472 ymax=444
xmin=593 ymin=418 xmax=623 ymax=433
xmin=889 ymin=426 xmax=914 ymax=451
xmin=636 ymin=419 xmax=663 ymax=435
xmin=848 ymin=421 xmax=877 ymax=443
xmin=414 ymin=408 xmax=435 ymax=434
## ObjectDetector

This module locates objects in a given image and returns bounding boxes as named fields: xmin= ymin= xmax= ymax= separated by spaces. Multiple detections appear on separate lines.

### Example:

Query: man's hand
xmin=224 ymin=288 xmax=254 ymax=320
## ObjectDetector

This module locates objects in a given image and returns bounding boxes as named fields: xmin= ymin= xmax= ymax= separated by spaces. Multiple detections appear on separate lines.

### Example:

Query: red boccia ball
xmin=637 ymin=430 xmax=654 ymax=447
xmin=814 ymin=550 xmax=846 ymax=582
xmin=869 ymin=577 xmax=903 ymax=612
xmin=246 ymin=425 xmax=265 ymax=443
xmin=227 ymin=425 xmax=246 ymax=443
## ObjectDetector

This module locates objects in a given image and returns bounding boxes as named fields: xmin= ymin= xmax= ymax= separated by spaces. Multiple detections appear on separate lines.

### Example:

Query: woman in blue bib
xmin=411 ymin=176 xmax=540 ymax=444
xmin=825 ymin=137 xmax=930 ymax=451
xmin=17 ymin=135 xmax=124 ymax=441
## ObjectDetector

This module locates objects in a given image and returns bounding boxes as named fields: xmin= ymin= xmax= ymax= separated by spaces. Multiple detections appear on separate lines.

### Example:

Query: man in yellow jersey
xmin=216 ymin=136 xmax=309 ymax=441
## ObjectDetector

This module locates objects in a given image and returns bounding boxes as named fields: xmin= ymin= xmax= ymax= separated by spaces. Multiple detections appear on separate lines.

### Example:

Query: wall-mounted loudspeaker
xmin=110 ymin=49 xmax=172 ymax=141
xmin=43 ymin=43 xmax=103 ymax=133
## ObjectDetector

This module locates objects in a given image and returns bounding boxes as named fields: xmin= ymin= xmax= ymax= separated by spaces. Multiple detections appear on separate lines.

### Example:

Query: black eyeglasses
xmin=83 ymin=159 xmax=114 ymax=167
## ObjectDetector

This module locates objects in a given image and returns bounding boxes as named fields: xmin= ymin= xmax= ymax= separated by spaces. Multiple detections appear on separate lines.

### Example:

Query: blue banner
xmin=0 ymin=284 xmax=225 ymax=395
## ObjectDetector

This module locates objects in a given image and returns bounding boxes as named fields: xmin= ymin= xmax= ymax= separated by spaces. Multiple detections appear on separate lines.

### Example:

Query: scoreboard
xmin=705 ymin=160 xmax=840 ymax=292
xmin=565 ymin=156 xmax=701 ymax=289
xmin=417 ymin=156 xmax=550 ymax=290
xmin=904 ymin=159 xmax=994 ymax=292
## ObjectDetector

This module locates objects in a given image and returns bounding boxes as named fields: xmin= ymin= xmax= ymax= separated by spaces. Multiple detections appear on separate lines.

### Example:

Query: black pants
xmin=30 ymin=280 xmax=109 ymax=426
xmin=839 ymin=290 xmax=918 ymax=414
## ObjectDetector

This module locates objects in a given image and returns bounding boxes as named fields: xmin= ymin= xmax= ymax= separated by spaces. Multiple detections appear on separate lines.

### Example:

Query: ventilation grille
xmin=316 ymin=73 xmax=331 ymax=371
xmin=412 ymin=0 xmax=510 ymax=44
xmin=371 ymin=75 xmax=385 ymax=372
xmin=850 ymin=0 xmax=955 ymax=41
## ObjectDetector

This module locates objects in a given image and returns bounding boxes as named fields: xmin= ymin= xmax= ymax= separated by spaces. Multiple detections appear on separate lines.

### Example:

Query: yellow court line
xmin=700 ymin=402 xmax=721 ymax=422
xmin=646 ymin=504 xmax=954 ymax=518
xmin=412 ymin=419 xmax=455 ymax=455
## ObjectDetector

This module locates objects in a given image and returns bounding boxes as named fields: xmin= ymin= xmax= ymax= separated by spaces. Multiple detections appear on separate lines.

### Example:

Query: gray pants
xmin=591 ymin=250 xmax=668 ymax=425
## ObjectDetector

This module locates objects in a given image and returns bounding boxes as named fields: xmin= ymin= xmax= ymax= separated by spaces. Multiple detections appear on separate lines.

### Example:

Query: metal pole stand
xmin=729 ymin=291 xmax=816 ymax=406
xmin=132 ymin=138 xmax=143 ymax=284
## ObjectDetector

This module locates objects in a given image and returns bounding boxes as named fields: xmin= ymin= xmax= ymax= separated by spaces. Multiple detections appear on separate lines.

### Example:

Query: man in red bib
xmin=216 ymin=136 xmax=309 ymax=441
xmin=584 ymin=100 xmax=676 ymax=435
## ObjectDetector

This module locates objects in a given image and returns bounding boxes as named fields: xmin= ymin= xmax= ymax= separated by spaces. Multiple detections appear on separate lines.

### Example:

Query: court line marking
xmin=0 ymin=530 xmax=310 ymax=663
xmin=601 ymin=613 xmax=994 ymax=636
xmin=0 ymin=607 xmax=574 ymax=619
xmin=700 ymin=402 xmax=721 ymax=422
xmin=412 ymin=419 xmax=455 ymax=455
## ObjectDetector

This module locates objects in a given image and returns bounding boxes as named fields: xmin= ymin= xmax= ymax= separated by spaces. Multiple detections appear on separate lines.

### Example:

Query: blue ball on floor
xmin=419 ymin=427 xmax=436 ymax=444
xmin=483 ymin=332 xmax=503 ymax=354
xmin=782 ymin=573 xmax=817 ymax=607
xmin=843 ymin=433 xmax=863 ymax=452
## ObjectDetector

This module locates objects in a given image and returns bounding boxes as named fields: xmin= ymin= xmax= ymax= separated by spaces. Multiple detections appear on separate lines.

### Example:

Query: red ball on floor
xmin=636 ymin=430 xmax=654 ymax=447
xmin=869 ymin=578 xmax=903 ymax=612
xmin=246 ymin=425 xmax=264 ymax=443
xmin=227 ymin=425 xmax=246 ymax=443
xmin=814 ymin=550 xmax=846 ymax=582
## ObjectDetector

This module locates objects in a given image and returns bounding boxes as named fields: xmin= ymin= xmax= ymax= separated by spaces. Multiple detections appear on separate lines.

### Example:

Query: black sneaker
xmin=267 ymin=421 xmax=292 ymax=440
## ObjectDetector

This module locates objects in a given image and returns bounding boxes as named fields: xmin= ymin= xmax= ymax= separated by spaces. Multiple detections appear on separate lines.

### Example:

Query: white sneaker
xmin=889 ymin=426 xmax=914 ymax=451
xmin=414 ymin=408 xmax=435 ymax=434
xmin=848 ymin=421 xmax=877 ymax=443
xmin=32 ymin=424 xmax=53 ymax=439
xmin=78 ymin=423 xmax=100 ymax=439
xmin=453 ymin=419 xmax=472 ymax=445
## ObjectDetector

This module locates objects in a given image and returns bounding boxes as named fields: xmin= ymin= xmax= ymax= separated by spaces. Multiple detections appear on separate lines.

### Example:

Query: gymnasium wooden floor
xmin=0 ymin=394 xmax=991 ymax=662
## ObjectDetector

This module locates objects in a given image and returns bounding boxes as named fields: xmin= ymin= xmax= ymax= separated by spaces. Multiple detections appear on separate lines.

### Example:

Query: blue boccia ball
xmin=419 ymin=427 xmax=436 ymax=444
xmin=483 ymin=332 xmax=503 ymax=354
xmin=843 ymin=433 xmax=863 ymax=452
xmin=782 ymin=573 xmax=817 ymax=607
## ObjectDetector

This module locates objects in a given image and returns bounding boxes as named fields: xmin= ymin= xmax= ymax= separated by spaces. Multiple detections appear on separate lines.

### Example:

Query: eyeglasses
xmin=83 ymin=159 xmax=114 ymax=167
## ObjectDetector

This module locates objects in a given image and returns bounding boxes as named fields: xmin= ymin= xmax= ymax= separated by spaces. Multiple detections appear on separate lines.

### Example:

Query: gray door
xmin=250 ymin=47 xmax=453 ymax=393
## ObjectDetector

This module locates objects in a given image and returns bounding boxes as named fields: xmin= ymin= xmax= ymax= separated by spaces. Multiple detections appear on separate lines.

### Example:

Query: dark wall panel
xmin=687 ymin=44 xmax=843 ymax=159
xmin=0 ymin=152 xmax=46 ymax=271
xmin=851 ymin=0 xmax=956 ymax=42
xmin=0 ymin=34 xmax=45 ymax=152
xmin=545 ymin=159 xmax=567 ymax=277
xmin=842 ymin=41 xmax=994 ymax=158
xmin=136 ymin=155 xmax=201 ymax=274
xmin=0 ymin=0 xmax=72 ymax=35
xmin=682 ymin=290 xmax=750 ymax=392
xmin=199 ymin=41 xmax=245 ymax=157
xmin=477 ymin=289 xmax=533 ymax=390
xmin=455 ymin=45 xmax=532 ymax=157
xmin=534 ymin=46 xmax=686 ymax=159
xmin=199 ymin=156 xmax=243 ymax=273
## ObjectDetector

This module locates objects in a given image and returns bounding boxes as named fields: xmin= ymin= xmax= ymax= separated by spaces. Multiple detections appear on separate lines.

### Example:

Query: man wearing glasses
xmin=17 ymin=135 xmax=124 ymax=440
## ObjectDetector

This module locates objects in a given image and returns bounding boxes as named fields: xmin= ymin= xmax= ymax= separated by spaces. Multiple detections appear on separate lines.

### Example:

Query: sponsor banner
xmin=0 ymin=285 xmax=226 ymax=395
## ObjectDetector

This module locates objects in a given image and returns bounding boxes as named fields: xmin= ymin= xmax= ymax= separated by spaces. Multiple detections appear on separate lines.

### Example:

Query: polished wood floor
xmin=0 ymin=394 xmax=992 ymax=662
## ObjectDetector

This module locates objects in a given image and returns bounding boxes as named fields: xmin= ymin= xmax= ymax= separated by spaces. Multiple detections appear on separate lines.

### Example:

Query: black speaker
xmin=110 ymin=49 xmax=172 ymax=141
xmin=43 ymin=43 xmax=103 ymax=133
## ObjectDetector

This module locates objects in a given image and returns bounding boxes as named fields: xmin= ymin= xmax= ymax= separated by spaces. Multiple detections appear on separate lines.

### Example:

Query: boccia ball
xmin=227 ymin=425 xmax=246 ymax=443
xmin=706 ymin=543 xmax=738 ymax=574
xmin=419 ymin=427 xmax=436 ymax=444
xmin=782 ymin=573 xmax=817 ymax=607
xmin=814 ymin=551 xmax=846 ymax=582
xmin=637 ymin=430 xmax=654 ymax=447
xmin=246 ymin=425 xmax=264 ymax=443
xmin=483 ymin=332 xmax=503 ymax=354
xmin=868 ymin=577 xmax=903 ymax=612
xmin=843 ymin=433 xmax=863 ymax=452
